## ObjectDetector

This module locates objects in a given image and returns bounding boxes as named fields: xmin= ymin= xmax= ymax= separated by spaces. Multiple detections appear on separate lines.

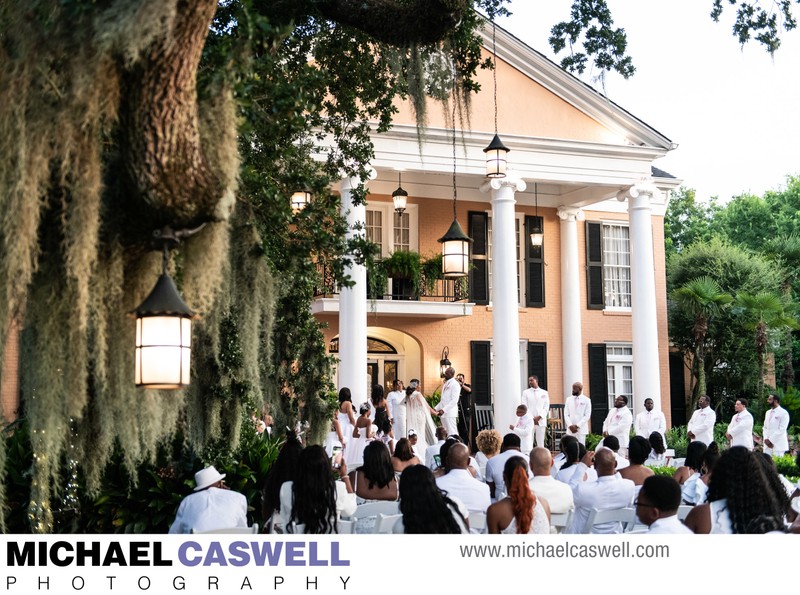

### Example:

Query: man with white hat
xmin=168 ymin=465 xmax=249 ymax=533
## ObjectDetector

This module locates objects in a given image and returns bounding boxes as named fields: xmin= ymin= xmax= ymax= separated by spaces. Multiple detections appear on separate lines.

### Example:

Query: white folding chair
xmin=336 ymin=519 xmax=355 ymax=534
xmin=677 ymin=505 xmax=693 ymax=521
xmin=192 ymin=523 xmax=259 ymax=534
xmin=583 ymin=507 xmax=636 ymax=534
xmin=345 ymin=501 xmax=400 ymax=522
xmin=373 ymin=513 xmax=403 ymax=534
xmin=549 ymin=510 xmax=573 ymax=534
xmin=468 ymin=511 xmax=487 ymax=534
xmin=285 ymin=522 xmax=306 ymax=534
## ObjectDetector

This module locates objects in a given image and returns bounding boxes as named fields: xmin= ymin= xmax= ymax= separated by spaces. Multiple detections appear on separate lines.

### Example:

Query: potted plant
xmin=383 ymin=250 xmax=421 ymax=300
xmin=366 ymin=255 xmax=388 ymax=300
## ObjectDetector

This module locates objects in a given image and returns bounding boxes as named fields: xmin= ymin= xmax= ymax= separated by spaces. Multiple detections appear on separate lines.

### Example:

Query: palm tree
xmin=733 ymin=291 xmax=799 ymax=399
xmin=763 ymin=233 xmax=800 ymax=388
xmin=671 ymin=277 xmax=733 ymax=412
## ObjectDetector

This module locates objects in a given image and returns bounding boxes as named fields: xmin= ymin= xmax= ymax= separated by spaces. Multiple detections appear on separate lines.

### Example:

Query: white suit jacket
xmin=565 ymin=473 xmax=635 ymax=534
xmin=512 ymin=413 xmax=534 ymax=453
xmin=763 ymin=406 xmax=790 ymax=453
xmin=521 ymin=387 xmax=550 ymax=425
xmin=602 ymin=406 xmax=633 ymax=448
xmin=727 ymin=409 xmax=754 ymax=450
xmin=565 ymin=394 xmax=592 ymax=435
xmin=439 ymin=378 xmax=461 ymax=420
xmin=169 ymin=487 xmax=248 ymax=534
xmin=635 ymin=410 xmax=666 ymax=442
xmin=687 ymin=407 xmax=716 ymax=445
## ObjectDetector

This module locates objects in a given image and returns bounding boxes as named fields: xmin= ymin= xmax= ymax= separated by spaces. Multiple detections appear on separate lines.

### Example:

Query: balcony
xmin=312 ymin=258 xmax=474 ymax=319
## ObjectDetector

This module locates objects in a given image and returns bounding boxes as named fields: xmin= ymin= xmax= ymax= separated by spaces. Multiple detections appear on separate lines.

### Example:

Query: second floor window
xmin=366 ymin=204 xmax=418 ymax=256
xmin=602 ymin=223 xmax=631 ymax=309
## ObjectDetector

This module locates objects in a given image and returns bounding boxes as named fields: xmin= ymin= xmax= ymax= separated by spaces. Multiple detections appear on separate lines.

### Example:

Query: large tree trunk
xmin=119 ymin=0 xmax=222 ymax=230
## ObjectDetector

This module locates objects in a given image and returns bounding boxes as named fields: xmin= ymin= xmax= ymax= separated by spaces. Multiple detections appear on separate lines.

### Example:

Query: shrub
xmin=586 ymin=433 xmax=602 ymax=451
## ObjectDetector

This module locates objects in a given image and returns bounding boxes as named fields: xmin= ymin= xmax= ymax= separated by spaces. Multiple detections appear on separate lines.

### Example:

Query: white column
xmin=481 ymin=174 xmax=526 ymax=433
xmin=338 ymin=171 xmax=374 ymax=408
xmin=557 ymin=207 xmax=585 ymax=400
xmin=618 ymin=183 xmax=662 ymax=417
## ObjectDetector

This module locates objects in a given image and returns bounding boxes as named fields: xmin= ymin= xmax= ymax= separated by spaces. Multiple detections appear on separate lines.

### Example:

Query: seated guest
xmin=485 ymin=433 xmax=529 ymax=500
xmin=600 ymin=435 xmax=629 ymax=470
xmin=391 ymin=437 xmax=420 ymax=474
xmin=556 ymin=440 xmax=597 ymax=484
xmin=261 ymin=429 xmax=303 ymax=525
xmin=349 ymin=441 xmax=399 ymax=503
xmin=425 ymin=426 xmax=449 ymax=470
xmin=528 ymin=447 xmax=574 ymax=515
xmin=398 ymin=464 xmax=469 ymax=533
xmin=552 ymin=434 xmax=579 ymax=476
xmin=487 ymin=456 xmax=551 ymax=534
xmin=618 ymin=435 xmax=654 ymax=486
xmin=433 ymin=437 xmax=461 ymax=478
xmin=436 ymin=443 xmax=491 ymax=513
xmin=169 ymin=465 xmax=248 ymax=534
xmin=673 ymin=440 xmax=707 ymax=504
xmin=475 ymin=429 xmax=502 ymax=479
xmin=635 ymin=476 xmax=692 ymax=534
xmin=280 ymin=445 xmax=356 ymax=534
xmin=565 ymin=449 xmax=635 ymax=534
xmin=694 ymin=443 xmax=721 ymax=505
xmin=684 ymin=446 xmax=787 ymax=534
xmin=646 ymin=431 xmax=667 ymax=465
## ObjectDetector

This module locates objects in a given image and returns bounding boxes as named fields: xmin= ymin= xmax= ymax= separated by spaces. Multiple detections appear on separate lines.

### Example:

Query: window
xmin=606 ymin=344 xmax=633 ymax=410
xmin=585 ymin=221 xmax=631 ymax=310
xmin=603 ymin=223 xmax=631 ymax=308
xmin=366 ymin=204 xmax=418 ymax=256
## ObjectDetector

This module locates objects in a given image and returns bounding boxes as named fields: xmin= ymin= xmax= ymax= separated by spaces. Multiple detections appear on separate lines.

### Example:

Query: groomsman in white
xmin=521 ymin=375 xmax=550 ymax=448
xmin=763 ymin=393 xmax=790 ymax=456
xmin=602 ymin=395 xmax=633 ymax=456
xmin=635 ymin=398 xmax=666 ymax=444
xmin=509 ymin=404 xmax=534 ymax=457
xmin=726 ymin=398 xmax=754 ymax=450
xmin=565 ymin=382 xmax=592 ymax=445
xmin=687 ymin=395 xmax=716 ymax=445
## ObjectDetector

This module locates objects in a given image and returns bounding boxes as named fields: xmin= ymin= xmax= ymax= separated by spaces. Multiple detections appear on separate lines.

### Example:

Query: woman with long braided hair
xmin=398 ymin=464 xmax=468 ymax=533
xmin=684 ymin=446 xmax=787 ymax=533
xmin=487 ymin=455 xmax=551 ymax=534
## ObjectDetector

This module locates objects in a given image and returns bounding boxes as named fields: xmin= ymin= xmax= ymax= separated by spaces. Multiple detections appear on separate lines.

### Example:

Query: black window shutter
xmin=470 ymin=340 xmax=492 ymax=406
xmin=587 ymin=343 xmax=609 ymax=434
xmin=469 ymin=211 xmax=489 ymax=305
xmin=526 ymin=342 xmax=547 ymax=390
xmin=524 ymin=216 xmax=545 ymax=307
xmin=586 ymin=221 xmax=604 ymax=309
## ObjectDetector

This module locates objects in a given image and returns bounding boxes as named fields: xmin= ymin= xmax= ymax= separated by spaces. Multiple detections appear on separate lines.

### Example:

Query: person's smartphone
xmin=433 ymin=454 xmax=441 ymax=468
xmin=331 ymin=445 xmax=343 ymax=469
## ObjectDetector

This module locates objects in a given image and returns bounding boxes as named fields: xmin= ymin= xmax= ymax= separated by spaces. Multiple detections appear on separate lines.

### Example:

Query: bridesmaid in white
xmin=345 ymin=402 xmax=373 ymax=470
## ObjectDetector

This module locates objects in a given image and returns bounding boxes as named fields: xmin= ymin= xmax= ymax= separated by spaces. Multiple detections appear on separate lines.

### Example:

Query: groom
xmin=438 ymin=367 xmax=461 ymax=437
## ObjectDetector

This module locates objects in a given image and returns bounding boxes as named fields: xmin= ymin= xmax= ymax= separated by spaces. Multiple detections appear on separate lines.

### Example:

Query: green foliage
xmin=772 ymin=454 xmax=800 ymax=478
xmin=585 ymin=433 xmax=603 ymax=451
xmin=665 ymin=425 xmax=688 ymax=458
xmin=647 ymin=465 xmax=677 ymax=477
xmin=664 ymin=187 xmax=718 ymax=260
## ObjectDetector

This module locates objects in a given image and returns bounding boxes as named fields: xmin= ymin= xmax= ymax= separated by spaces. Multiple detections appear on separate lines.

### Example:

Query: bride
xmin=404 ymin=379 xmax=438 ymax=453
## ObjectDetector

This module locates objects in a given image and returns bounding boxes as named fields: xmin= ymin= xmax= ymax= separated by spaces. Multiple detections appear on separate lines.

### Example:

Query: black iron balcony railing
xmin=313 ymin=261 xmax=469 ymax=303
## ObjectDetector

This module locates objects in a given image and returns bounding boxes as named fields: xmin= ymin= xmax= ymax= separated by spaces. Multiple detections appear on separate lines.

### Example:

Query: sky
xmin=497 ymin=0 xmax=800 ymax=203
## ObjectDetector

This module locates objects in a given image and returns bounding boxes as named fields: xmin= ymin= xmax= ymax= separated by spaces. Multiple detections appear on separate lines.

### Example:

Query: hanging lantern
xmin=438 ymin=219 xmax=472 ymax=278
xmin=291 ymin=189 xmax=312 ymax=214
xmin=483 ymin=133 xmax=509 ymax=178
xmin=133 ymin=274 xmax=196 ymax=389
xmin=439 ymin=346 xmax=451 ymax=378
xmin=392 ymin=172 xmax=408 ymax=214
xmin=529 ymin=182 xmax=544 ymax=246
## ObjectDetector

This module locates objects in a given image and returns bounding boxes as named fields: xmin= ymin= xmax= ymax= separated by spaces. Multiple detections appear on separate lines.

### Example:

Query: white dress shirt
xmin=436 ymin=469 xmax=491 ymax=513
xmin=425 ymin=439 xmax=446 ymax=469
xmin=602 ymin=406 xmax=633 ymax=448
xmin=727 ymin=409 xmax=754 ymax=450
xmin=564 ymin=394 xmax=592 ymax=441
xmin=635 ymin=409 xmax=667 ymax=442
xmin=529 ymin=475 xmax=574 ymax=514
xmin=687 ymin=406 xmax=716 ymax=445
xmin=763 ymin=405 xmax=790 ymax=455
xmin=565 ymin=472 xmax=636 ymax=534
xmin=169 ymin=487 xmax=248 ymax=534
xmin=648 ymin=515 xmax=692 ymax=534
